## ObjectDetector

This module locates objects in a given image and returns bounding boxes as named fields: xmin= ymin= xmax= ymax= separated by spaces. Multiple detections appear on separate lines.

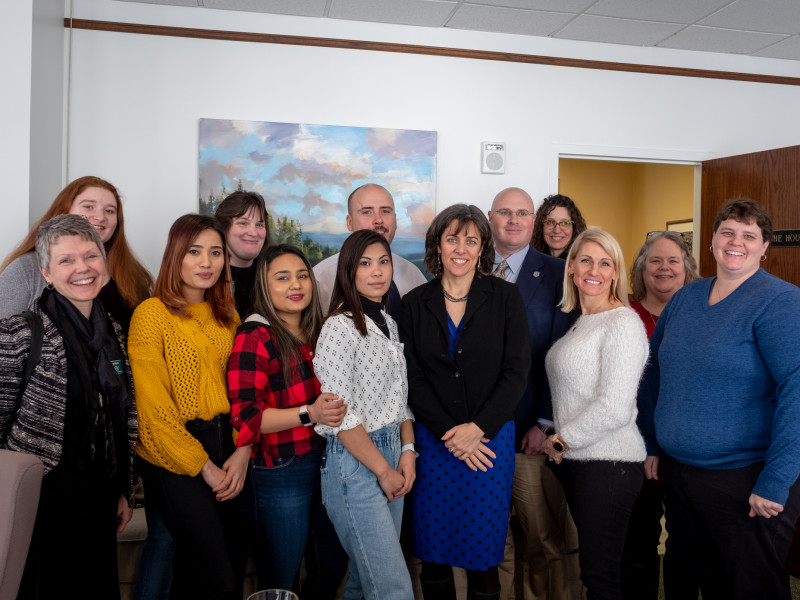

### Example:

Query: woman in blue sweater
xmin=640 ymin=198 xmax=800 ymax=600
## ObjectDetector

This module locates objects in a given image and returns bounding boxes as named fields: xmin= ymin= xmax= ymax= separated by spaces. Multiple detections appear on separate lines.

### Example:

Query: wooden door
xmin=701 ymin=145 xmax=800 ymax=285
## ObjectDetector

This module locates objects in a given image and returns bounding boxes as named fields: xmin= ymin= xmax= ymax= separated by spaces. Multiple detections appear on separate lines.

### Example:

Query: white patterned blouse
xmin=313 ymin=312 xmax=413 ymax=437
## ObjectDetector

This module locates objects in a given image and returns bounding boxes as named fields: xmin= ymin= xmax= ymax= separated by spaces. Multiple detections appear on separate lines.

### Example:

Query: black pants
xmin=18 ymin=473 xmax=120 ymax=600
xmin=552 ymin=459 xmax=643 ymax=600
xmin=662 ymin=455 xmax=800 ymax=600
xmin=142 ymin=416 xmax=246 ymax=600
xmin=620 ymin=478 xmax=665 ymax=600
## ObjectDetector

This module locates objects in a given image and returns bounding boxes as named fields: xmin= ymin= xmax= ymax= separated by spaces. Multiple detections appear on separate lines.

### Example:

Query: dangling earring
xmin=709 ymin=245 xmax=713 ymax=252
xmin=761 ymin=254 xmax=767 ymax=262
xmin=437 ymin=253 xmax=442 ymax=270
xmin=46 ymin=281 xmax=53 ymax=290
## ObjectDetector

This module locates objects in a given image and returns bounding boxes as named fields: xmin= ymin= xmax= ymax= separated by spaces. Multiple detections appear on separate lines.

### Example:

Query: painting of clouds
xmin=199 ymin=119 xmax=437 ymax=270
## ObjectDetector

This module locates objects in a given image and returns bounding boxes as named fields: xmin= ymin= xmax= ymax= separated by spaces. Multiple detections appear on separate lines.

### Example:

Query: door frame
xmin=549 ymin=143 xmax=714 ymax=265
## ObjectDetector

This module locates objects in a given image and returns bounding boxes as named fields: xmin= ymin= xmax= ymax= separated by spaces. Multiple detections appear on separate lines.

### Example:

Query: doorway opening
xmin=557 ymin=157 xmax=698 ymax=278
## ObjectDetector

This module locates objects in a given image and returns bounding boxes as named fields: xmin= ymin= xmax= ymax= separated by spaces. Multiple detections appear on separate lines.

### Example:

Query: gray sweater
xmin=0 ymin=252 xmax=46 ymax=319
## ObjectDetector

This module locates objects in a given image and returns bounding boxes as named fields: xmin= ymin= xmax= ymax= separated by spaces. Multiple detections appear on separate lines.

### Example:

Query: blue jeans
xmin=243 ymin=449 xmax=346 ymax=596
xmin=133 ymin=498 xmax=175 ymax=600
xmin=321 ymin=425 xmax=414 ymax=600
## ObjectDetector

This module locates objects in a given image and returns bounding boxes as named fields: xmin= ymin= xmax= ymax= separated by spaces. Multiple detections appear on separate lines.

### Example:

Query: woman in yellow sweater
xmin=128 ymin=214 xmax=248 ymax=600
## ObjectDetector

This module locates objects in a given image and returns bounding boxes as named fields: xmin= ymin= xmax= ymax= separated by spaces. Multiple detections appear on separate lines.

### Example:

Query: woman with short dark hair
xmin=531 ymin=194 xmax=587 ymax=259
xmin=639 ymin=198 xmax=800 ymax=600
xmin=404 ymin=204 xmax=530 ymax=600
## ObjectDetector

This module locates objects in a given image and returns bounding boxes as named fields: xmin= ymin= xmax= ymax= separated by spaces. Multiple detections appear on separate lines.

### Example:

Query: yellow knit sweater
xmin=129 ymin=298 xmax=239 ymax=476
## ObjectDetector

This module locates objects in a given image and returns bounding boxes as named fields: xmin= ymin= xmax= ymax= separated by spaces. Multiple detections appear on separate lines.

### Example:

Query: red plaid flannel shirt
xmin=227 ymin=321 xmax=324 ymax=466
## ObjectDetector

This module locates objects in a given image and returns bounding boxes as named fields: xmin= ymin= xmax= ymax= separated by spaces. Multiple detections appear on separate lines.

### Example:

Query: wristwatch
xmin=536 ymin=422 xmax=556 ymax=436
xmin=551 ymin=435 xmax=568 ymax=453
xmin=401 ymin=443 xmax=419 ymax=457
xmin=299 ymin=405 xmax=312 ymax=426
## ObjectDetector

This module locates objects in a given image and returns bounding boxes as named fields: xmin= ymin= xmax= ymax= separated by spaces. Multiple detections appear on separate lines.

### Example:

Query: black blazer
xmin=512 ymin=247 xmax=579 ymax=450
xmin=401 ymin=274 xmax=531 ymax=440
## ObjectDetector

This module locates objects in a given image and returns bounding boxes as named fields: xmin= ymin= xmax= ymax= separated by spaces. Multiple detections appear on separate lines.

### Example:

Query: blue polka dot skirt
xmin=411 ymin=420 xmax=515 ymax=570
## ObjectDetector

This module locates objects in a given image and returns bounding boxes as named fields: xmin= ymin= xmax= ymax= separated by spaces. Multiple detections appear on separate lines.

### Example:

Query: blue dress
xmin=411 ymin=316 xmax=515 ymax=570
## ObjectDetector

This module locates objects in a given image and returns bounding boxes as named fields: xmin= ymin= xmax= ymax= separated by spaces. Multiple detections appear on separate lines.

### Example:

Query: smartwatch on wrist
xmin=299 ymin=405 xmax=312 ymax=426
xmin=401 ymin=443 xmax=419 ymax=457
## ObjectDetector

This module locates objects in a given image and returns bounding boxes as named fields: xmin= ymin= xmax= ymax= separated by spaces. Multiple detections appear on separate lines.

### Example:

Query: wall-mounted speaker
xmin=481 ymin=142 xmax=505 ymax=174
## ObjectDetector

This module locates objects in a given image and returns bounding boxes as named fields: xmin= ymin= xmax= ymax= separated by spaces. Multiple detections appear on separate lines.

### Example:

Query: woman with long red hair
xmin=128 ymin=214 xmax=248 ymax=599
xmin=0 ymin=176 xmax=152 ymax=329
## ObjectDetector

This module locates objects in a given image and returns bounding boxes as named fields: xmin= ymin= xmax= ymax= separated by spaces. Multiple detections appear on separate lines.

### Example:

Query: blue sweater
xmin=639 ymin=269 xmax=800 ymax=505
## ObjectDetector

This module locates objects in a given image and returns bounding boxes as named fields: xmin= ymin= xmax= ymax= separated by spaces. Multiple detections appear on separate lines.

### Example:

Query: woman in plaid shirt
xmin=227 ymin=244 xmax=348 ymax=597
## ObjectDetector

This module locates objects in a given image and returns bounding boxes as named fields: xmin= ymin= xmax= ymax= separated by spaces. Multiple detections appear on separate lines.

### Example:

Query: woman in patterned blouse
xmin=313 ymin=229 xmax=417 ymax=600
xmin=227 ymin=244 xmax=348 ymax=597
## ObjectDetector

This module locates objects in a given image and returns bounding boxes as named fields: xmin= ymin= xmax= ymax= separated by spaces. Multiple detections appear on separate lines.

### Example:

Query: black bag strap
xmin=19 ymin=310 xmax=43 ymax=395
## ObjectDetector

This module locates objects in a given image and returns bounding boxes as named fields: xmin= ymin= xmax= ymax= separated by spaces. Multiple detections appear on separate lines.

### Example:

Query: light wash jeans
xmin=321 ymin=424 xmax=414 ymax=600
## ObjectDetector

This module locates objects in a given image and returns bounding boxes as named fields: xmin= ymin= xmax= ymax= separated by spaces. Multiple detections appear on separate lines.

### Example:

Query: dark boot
xmin=466 ymin=588 xmax=501 ymax=600
xmin=420 ymin=571 xmax=457 ymax=600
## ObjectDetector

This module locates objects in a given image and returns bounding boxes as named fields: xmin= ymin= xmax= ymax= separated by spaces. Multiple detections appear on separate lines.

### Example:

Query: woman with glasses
xmin=531 ymin=194 xmax=587 ymax=259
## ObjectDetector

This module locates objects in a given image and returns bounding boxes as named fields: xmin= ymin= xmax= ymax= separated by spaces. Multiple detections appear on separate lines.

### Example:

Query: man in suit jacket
xmin=489 ymin=187 xmax=581 ymax=600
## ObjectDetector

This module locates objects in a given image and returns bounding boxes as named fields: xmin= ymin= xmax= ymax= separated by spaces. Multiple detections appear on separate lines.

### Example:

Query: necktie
xmin=494 ymin=260 xmax=509 ymax=280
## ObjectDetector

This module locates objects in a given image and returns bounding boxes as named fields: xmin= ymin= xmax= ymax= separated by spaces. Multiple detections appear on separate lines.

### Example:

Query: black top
xmin=230 ymin=264 xmax=257 ymax=319
xmin=401 ymin=275 xmax=531 ymax=440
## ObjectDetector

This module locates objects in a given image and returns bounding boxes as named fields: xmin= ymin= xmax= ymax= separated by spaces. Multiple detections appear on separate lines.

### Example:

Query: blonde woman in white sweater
xmin=543 ymin=228 xmax=648 ymax=600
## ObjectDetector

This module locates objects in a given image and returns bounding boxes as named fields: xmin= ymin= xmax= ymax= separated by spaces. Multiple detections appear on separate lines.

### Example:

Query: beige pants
xmin=499 ymin=453 xmax=584 ymax=600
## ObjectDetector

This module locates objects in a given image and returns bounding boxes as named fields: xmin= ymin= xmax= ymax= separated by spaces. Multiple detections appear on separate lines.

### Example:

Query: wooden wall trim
xmin=65 ymin=18 xmax=800 ymax=87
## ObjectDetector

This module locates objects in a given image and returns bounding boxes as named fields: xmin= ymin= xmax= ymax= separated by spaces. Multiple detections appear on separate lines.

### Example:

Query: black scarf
xmin=43 ymin=288 xmax=130 ymax=476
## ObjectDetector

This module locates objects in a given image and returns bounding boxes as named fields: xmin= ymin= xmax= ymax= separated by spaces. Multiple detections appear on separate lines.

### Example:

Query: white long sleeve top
xmin=313 ymin=312 xmax=413 ymax=437
xmin=545 ymin=306 xmax=648 ymax=462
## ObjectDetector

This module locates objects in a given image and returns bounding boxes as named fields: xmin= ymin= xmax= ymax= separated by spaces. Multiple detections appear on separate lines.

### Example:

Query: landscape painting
xmin=199 ymin=118 xmax=437 ymax=271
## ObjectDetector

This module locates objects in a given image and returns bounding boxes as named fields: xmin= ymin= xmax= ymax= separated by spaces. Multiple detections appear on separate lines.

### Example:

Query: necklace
xmin=443 ymin=288 xmax=468 ymax=303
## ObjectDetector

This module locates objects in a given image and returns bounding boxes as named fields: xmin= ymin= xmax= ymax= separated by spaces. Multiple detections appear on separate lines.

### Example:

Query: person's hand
xmin=749 ymin=493 xmax=784 ymax=519
xmin=520 ymin=426 xmax=547 ymax=455
xmin=395 ymin=451 xmax=416 ymax=497
xmin=213 ymin=446 xmax=251 ymax=502
xmin=644 ymin=456 xmax=659 ymax=481
xmin=442 ymin=422 xmax=485 ymax=458
xmin=463 ymin=443 xmax=496 ymax=472
xmin=309 ymin=394 xmax=347 ymax=427
xmin=543 ymin=433 xmax=565 ymax=464
xmin=376 ymin=468 xmax=405 ymax=503
xmin=116 ymin=495 xmax=133 ymax=533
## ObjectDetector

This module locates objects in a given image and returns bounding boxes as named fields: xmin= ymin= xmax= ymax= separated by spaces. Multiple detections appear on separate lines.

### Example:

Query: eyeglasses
xmin=494 ymin=209 xmax=534 ymax=219
xmin=543 ymin=219 xmax=574 ymax=228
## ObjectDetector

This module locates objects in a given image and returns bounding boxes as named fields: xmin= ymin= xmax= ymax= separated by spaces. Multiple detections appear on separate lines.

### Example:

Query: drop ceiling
xmin=114 ymin=0 xmax=800 ymax=61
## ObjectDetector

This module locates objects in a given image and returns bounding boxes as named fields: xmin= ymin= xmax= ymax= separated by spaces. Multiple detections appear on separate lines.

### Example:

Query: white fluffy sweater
xmin=545 ymin=306 xmax=648 ymax=462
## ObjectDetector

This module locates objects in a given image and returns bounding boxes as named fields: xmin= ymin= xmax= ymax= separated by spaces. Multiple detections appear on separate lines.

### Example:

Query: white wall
xmin=59 ymin=0 xmax=800 ymax=273
xmin=1 ymin=1 xmax=35 ymax=259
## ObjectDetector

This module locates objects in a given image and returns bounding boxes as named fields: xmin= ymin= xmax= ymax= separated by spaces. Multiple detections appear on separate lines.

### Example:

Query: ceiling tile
xmin=115 ymin=0 xmax=199 ymax=6
xmin=467 ymin=0 xmax=595 ymax=13
xmin=329 ymin=0 xmax=457 ymax=27
xmin=587 ymin=0 xmax=734 ymax=24
xmin=699 ymin=0 xmax=800 ymax=35
xmin=201 ymin=0 xmax=326 ymax=16
xmin=554 ymin=15 xmax=680 ymax=46
xmin=754 ymin=35 xmax=800 ymax=60
xmin=447 ymin=4 xmax=575 ymax=36
xmin=658 ymin=25 xmax=787 ymax=54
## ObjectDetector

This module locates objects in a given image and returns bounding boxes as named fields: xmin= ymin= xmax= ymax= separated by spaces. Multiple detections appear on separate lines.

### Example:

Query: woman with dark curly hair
xmin=531 ymin=194 xmax=587 ymax=259
xmin=402 ymin=204 xmax=530 ymax=600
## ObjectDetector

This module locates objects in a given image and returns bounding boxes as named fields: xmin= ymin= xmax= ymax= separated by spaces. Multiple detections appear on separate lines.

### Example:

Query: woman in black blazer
xmin=402 ymin=203 xmax=530 ymax=600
